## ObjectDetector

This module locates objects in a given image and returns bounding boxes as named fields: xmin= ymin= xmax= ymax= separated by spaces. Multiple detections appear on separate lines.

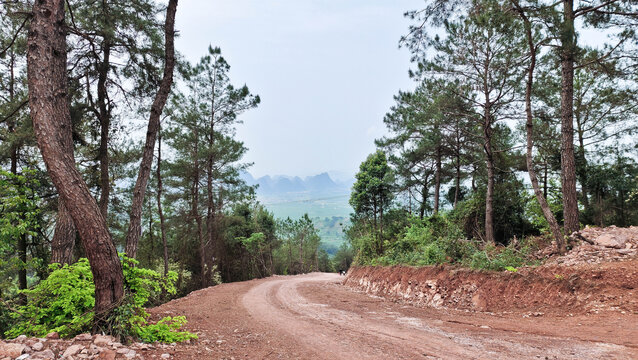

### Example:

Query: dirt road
xmin=152 ymin=273 xmax=638 ymax=359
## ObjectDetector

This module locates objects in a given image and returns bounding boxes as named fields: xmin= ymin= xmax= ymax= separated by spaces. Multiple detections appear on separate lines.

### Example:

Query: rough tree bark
xmin=27 ymin=0 xmax=123 ymax=329
xmin=560 ymin=0 xmax=580 ymax=234
xmin=50 ymin=205 xmax=75 ymax=264
xmin=125 ymin=0 xmax=178 ymax=258
xmin=515 ymin=3 xmax=565 ymax=253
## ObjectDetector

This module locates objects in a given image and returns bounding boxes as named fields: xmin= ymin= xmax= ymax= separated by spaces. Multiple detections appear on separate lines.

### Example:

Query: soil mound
xmin=344 ymin=227 xmax=638 ymax=315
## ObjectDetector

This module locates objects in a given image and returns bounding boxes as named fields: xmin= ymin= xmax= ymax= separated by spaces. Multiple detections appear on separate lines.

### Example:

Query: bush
xmin=5 ymin=259 xmax=94 ymax=338
xmin=355 ymin=212 xmax=538 ymax=271
xmin=5 ymin=255 xmax=196 ymax=342
xmin=465 ymin=244 xmax=536 ymax=271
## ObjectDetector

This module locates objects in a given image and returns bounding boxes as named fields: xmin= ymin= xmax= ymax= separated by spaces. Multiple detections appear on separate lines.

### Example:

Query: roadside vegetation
xmin=345 ymin=0 xmax=638 ymax=271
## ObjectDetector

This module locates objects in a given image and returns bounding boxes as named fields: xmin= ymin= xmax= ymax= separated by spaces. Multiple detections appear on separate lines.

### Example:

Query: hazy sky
xmin=175 ymin=1 xmax=421 ymax=179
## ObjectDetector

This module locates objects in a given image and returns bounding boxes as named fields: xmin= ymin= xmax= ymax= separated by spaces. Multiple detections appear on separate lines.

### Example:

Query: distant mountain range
xmin=242 ymin=171 xmax=354 ymax=251
xmin=241 ymin=172 xmax=354 ymax=199
xmin=241 ymin=171 xmax=354 ymax=220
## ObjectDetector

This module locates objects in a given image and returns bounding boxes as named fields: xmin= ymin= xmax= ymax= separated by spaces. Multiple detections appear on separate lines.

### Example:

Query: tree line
xmin=0 ymin=0 xmax=335 ymax=335
xmin=348 ymin=0 xmax=637 ymax=263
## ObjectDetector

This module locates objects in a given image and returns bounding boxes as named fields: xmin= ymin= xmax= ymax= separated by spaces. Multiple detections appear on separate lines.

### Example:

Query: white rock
xmin=0 ymin=343 xmax=27 ymax=358
xmin=62 ymin=344 xmax=84 ymax=358
xmin=30 ymin=349 xmax=55 ymax=360
xmin=32 ymin=343 xmax=44 ymax=351
xmin=161 ymin=354 xmax=171 ymax=359
xmin=93 ymin=335 xmax=113 ymax=347
xmin=15 ymin=335 xmax=28 ymax=343
xmin=595 ymin=234 xmax=627 ymax=249
xmin=73 ymin=334 xmax=92 ymax=342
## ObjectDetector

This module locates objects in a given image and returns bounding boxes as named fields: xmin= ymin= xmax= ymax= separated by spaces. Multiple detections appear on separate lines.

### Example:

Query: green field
xmin=261 ymin=194 xmax=351 ymax=254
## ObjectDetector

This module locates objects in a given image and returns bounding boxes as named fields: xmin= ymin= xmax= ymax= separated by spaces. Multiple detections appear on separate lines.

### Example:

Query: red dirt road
xmin=152 ymin=273 xmax=638 ymax=359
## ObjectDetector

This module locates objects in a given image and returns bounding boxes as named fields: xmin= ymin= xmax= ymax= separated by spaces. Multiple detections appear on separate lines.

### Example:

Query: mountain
xmin=241 ymin=171 xmax=354 ymax=219
xmin=246 ymin=172 xmax=352 ymax=198
xmin=241 ymin=171 xmax=354 ymax=250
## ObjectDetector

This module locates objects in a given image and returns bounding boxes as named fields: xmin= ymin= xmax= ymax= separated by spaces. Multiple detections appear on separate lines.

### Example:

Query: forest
xmin=0 ymin=0 xmax=637 ymax=345
xmin=0 ymin=0 xmax=341 ymax=339
xmin=346 ymin=0 xmax=638 ymax=269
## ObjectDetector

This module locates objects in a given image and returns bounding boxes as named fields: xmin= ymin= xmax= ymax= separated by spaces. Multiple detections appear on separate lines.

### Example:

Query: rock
xmin=161 ymin=354 xmax=171 ymax=359
xmin=97 ymin=350 xmax=116 ymax=360
xmin=110 ymin=342 xmax=122 ymax=348
xmin=116 ymin=348 xmax=130 ymax=355
xmin=617 ymin=249 xmax=637 ymax=255
xmin=45 ymin=332 xmax=59 ymax=340
xmin=31 ymin=349 xmax=55 ymax=359
xmin=471 ymin=293 xmax=487 ymax=311
xmin=124 ymin=350 xmax=136 ymax=359
xmin=16 ymin=354 xmax=30 ymax=360
xmin=63 ymin=344 xmax=84 ymax=358
xmin=74 ymin=334 xmax=92 ymax=342
xmin=0 ymin=343 xmax=27 ymax=358
xmin=15 ymin=335 xmax=28 ymax=343
xmin=93 ymin=335 xmax=113 ymax=347
xmin=32 ymin=342 xmax=44 ymax=351
xmin=595 ymin=234 xmax=627 ymax=249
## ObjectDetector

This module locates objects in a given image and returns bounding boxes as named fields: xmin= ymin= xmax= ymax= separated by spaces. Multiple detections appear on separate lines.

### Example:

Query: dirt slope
xmin=145 ymin=272 xmax=637 ymax=360
xmin=344 ymin=261 xmax=638 ymax=315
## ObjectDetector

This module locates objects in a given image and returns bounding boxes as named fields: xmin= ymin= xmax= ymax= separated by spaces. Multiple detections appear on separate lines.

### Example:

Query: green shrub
xmin=133 ymin=316 xmax=197 ymax=343
xmin=5 ymin=259 xmax=94 ymax=338
xmin=5 ymin=255 xmax=196 ymax=342
xmin=465 ymin=245 xmax=534 ymax=271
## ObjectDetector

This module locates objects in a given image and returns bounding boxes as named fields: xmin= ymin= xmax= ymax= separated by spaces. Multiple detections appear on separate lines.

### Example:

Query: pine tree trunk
xmin=485 ymin=148 xmax=495 ymax=244
xmin=454 ymin=130 xmax=461 ymax=209
xmin=125 ymin=0 xmax=178 ymax=258
xmin=434 ymin=144 xmax=441 ymax=214
xmin=191 ymin=129 xmax=206 ymax=287
xmin=156 ymin=127 xmax=169 ymax=276
xmin=484 ymin=105 xmax=495 ymax=244
xmin=517 ymin=6 xmax=565 ymax=252
xmin=97 ymin=43 xmax=112 ymax=219
xmin=27 ymin=0 xmax=123 ymax=329
xmin=560 ymin=0 xmax=580 ymax=234
xmin=575 ymin=125 xmax=590 ymax=216
xmin=50 ymin=203 xmax=76 ymax=264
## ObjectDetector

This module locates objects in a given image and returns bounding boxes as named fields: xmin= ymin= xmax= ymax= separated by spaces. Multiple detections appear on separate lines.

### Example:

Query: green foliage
xmin=0 ymin=170 xmax=45 ymax=297
xmin=525 ymin=179 xmax=563 ymax=232
xmin=465 ymin=245 xmax=533 ymax=271
xmin=0 ymin=170 xmax=41 ymax=244
xmin=132 ymin=316 xmax=197 ymax=343
xmin=4 ymin=256 xmax=195 ymax=342
xmin=353 ymin=213 xmax=537 ymax=272
xmin=5 ymin=259 xmax=94 ymax=338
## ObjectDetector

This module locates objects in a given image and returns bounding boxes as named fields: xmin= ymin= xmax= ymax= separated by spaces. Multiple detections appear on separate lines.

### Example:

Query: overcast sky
xmin=175 ymin=1 xmax=421 ymax=180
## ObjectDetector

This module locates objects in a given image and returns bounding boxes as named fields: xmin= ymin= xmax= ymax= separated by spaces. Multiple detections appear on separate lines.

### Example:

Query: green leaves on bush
xmin=132 ymin=316 xmax=197 ymax=343
xmin=360 ymin=215 xmax=536 ymax=271
xmin=5 ymin=259 xmax=94 ymax=338
xmin=5 ymin=255 xmax=196 ymax=342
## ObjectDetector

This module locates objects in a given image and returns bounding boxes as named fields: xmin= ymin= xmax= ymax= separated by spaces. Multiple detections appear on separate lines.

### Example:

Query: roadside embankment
xmin=344 ymin=261 xmax=638 ymax=315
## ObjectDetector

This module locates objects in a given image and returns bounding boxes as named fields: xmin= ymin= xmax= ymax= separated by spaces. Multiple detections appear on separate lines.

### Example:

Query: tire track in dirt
xmin=242 ymin=273 xmax=637 ymax=360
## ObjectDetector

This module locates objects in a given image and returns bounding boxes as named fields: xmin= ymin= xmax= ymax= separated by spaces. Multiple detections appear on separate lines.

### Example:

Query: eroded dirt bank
xmin=344 ymin=260 xmax=638 ymax=315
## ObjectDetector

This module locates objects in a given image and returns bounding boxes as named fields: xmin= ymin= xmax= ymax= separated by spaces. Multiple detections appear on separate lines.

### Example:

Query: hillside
xmin=243 ymin=172 xmax=354 ymax=251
